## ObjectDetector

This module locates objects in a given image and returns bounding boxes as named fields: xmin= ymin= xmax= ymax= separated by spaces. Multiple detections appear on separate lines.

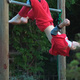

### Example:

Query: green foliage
xmin=76 ymin=53 xmax=80 ymax=60
xmin=69 ymin=60 xmax=79 ymax=67
xmin=9 ymin=21 xmax=50 ymax=78
xmin=10 ymin=75 xmax=36 ymax=80
xmin=75 ymin=33 xmax=80 ymax=41
xmin=66 ymin=0 xmax=78 ymax=9
xmin=66 ymin=52 xmax=80 ymax=80
xmin=9 ymin=0 xmax=80 ymax=79
xmin=47 ymin=0 xmax=57 ymax=8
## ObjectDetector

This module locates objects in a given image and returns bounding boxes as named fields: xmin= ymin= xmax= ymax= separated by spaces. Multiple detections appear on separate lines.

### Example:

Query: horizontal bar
xmin=8 ymin=0 xmax=62 ymax=12
xmin=49 ymin=8 xmax=61 ymax=13
xmin=9 ymin=0 xmax=31 ymax=7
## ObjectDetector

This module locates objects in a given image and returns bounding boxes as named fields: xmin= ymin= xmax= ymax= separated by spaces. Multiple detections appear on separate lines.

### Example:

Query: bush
xmin=10 ymin=75 xmax=36 ymax=80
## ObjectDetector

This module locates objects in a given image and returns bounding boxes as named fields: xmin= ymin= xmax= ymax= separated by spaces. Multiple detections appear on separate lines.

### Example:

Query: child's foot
xmin=9 ymin=14 xmax=21 ymax=24
xmin=59 ymin=19 xmax=70 ymax=28
xmin=70 ymin=41 xmax=80 ymax=50
xmin=21 ymin=17 xmax=29 ymax=24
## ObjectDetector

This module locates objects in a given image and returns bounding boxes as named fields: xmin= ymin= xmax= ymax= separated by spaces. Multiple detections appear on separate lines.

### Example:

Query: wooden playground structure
xmin=0 ymin=0 xmax=66 ymax=80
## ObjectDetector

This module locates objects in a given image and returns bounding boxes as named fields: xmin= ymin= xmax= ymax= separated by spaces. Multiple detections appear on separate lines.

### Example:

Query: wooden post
xmin=57 ymin=0 xmax=66 ymax=80
xmin=0 ymin=0 xmax=9 ymax=80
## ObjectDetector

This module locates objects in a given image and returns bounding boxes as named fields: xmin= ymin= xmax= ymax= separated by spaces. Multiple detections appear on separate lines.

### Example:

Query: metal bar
xmin=9 ymin=0 xmax=31 ymax=7
xmin=49 ymin=8 xmax=61 ymax=12
xmin=8 ymin=0 xmax=62 ymax=12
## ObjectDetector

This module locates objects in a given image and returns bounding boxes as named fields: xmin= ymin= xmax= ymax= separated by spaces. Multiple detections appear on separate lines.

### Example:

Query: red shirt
xmin=49 ymin=34 xmax=70 ymax=56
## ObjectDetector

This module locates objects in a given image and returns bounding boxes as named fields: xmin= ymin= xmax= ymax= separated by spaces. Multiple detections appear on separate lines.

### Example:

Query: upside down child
xmin=9 ymin=0 xmax=80 ymax=56
xmin=49 ymin=24 xmax=80 ymax=56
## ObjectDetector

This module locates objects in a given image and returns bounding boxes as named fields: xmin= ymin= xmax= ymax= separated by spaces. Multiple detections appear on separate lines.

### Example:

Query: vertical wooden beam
xmin=57 ymin=0 xmax=66 ymax=80
xmin=0 ymin=0 xmax=9 ymax=80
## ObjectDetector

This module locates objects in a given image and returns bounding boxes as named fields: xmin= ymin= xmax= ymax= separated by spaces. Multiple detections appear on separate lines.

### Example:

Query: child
xmin=9 ymin=0 xmax=55 ymax=42
xmin=49 ymin=23 xmax=80 ymax=56
xmin=9 ymin=0 xmax=80 ymax=56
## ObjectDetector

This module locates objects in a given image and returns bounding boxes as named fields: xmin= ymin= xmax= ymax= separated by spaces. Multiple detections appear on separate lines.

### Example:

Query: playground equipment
xmin=0 ymin=0 xmax=66 ymax=80
xmin=8 ymin=0 xmax=62 ymax=13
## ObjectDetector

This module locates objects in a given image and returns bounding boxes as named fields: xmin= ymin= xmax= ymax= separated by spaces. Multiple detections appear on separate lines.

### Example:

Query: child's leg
xmin=9 ymin=0 xmax=31 ymax=24
xmin=9 ymin=14 xmax=22 ymax=24
xmin=18 ymin=6 xmax=30 ymax=17
xmin=9 ymin=6 xmax=30 ymax=24
xmin=22 ymin=0 xmax=53 ymax=43
xmin=30 ymin=0 xmax=52 ymax=21
xmin=9 ymin=14 xmax=29 ymax=24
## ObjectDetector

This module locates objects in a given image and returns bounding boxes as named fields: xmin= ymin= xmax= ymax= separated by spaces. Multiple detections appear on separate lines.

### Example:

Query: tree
xmin=9 ymin=0 xmax=80 ymax=79
xmin=66 ymin=52 xmax=80 ymax=80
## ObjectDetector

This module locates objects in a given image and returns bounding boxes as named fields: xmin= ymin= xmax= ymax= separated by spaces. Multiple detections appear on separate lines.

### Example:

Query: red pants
xmin=18 ymin=0 xmax=54 ymax=32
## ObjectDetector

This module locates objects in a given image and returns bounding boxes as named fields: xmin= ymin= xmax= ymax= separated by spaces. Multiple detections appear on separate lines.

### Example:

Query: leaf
xmin=76 ymin=53 xmax=80 ymax=60
xmin=70 ymin=60 xmax=79 ymax=66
